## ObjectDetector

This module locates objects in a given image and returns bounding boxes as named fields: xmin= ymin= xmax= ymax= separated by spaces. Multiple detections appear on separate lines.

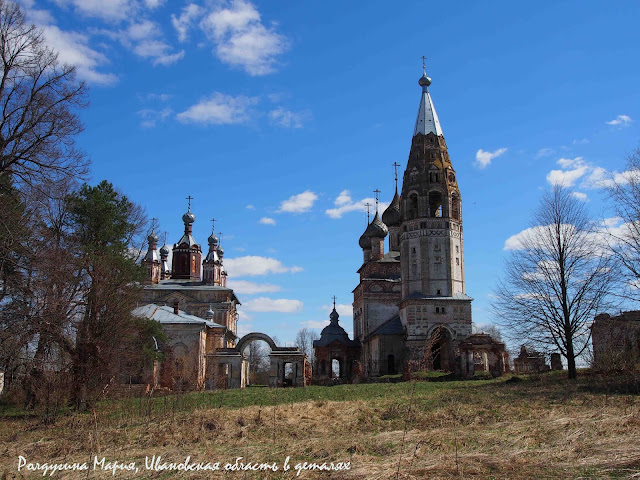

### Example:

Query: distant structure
xmin=135 ymin=202 xmax=308 ymax=390
xmin=592 ymin=311 xmax=640 ymax=370
xmin=136 ymin=201 xmax=240 ymax=390
xmin=513 ymin=346 xmax=549 ymax=374
xmin=316 ymin=64 xmax=507 ymax=379
xmin=459 ymin=334 xmax=509 ymax=377
xmin=313 ymin=298 xmax=361 ymax=381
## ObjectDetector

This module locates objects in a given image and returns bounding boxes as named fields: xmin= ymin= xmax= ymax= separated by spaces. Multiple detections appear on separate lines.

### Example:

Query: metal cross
xmin=364 ymin=202 xmax=372 ymax=223
xmin=217 ymin=232 xmax=223 ymax=246
xmin=150 ymin=217 xmax=157 ymax=232
xmin=332 ymin=295 xmax=337 ymax=309
xmin=210 ymin=218 xmax=216 ymax=232
xmin=422 ymin=55 xmax=427 ymax=72
xmin=163 ymin=231 xmax=168 ymax=244
xmin=373 ymin=189 xmax=381 ymax=211
xmin=393 ymin=162 xmax=401 ymax=188
xmin=186 ymin=195 xmax=193 ymax=210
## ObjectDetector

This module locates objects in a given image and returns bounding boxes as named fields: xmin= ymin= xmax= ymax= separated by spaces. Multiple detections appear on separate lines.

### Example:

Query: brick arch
xmin=236 ymin=332 xmax=278 ymax=353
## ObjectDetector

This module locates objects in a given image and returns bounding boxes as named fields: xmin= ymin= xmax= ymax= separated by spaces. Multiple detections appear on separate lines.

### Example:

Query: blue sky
xmin=22 ymin=0 xmax=640 ymax=345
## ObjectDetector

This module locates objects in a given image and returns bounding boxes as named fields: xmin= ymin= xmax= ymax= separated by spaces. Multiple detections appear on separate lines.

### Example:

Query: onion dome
xmin=382 ymin=190 xmax=401 ymax=227
xmin=147 ymin=231 xmax=159 ymax=244
xmin=359 ymin=228 xmax=371 ymax=249
xmin=208 ymin=232 xmax=219 ymax=246
xmin=182 ymin=210 xmax=195 ymax=224
xmin=418 ymin=72 xmax=431 ymax=87
xmin=216 ymin=245 xmax=224 ymax=258
xmin=314 ymin=306 xmax=358 ymax=347
xmin=159 ymin=244 xmax=170 ymax=256
xmin=365 ymin=211 xmax=388 ymax=238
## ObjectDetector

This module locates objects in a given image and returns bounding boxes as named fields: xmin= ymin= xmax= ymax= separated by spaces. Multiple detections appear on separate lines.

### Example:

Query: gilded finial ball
xmin=419 ymin=73 xmax=431 ymax=87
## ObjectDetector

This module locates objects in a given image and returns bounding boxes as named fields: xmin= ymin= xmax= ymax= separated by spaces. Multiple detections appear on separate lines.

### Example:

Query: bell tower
xmin=171 ymin=196 xmax=202 ymax=280
xmin=397 ymin=63 xmax=472 ymax=363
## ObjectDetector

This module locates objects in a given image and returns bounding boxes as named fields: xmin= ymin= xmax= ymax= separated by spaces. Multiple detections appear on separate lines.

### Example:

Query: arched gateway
xmin=206 ymin=332 xmax=308 ymax=389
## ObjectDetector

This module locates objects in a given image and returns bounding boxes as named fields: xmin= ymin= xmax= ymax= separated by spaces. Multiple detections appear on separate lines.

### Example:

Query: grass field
xmin=1 ymin=372 xmax=639 ymax=479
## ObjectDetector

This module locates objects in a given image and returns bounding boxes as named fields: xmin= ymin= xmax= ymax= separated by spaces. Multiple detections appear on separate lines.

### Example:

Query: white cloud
xmin=236 ymin=322 xmax=254 ymax=337
xmin=300 ymin=320 xmax=327 ymax=329
xmin=504 ymin=225 xmax=556 ymax=251
xmin=584 ymin=166 xmax=640 ymax=189
xmin=277 ymin=190 xmax=318 ymax=213
xmin=546 ymin=157 xmax=588 ymax=187
xmin=243 ymin=297 xmax=303 ymax=313
xmin=572 ymin=138 xmax=590 ymax=145
xmin=143 ymin=0 xmax=164 ymax=7
xmin=334 ymin=190 xmax=351 ymax=207
xmin=53 ymin=0 xmax=133 ymax=22
xmin=172 ymin=3 xmax=204 ymax=42
xmin=245 ymin=204 xmax=255 ymax=210
xmin=505 ymin=223 xmax=610 ymax=256
xmin=321 ymin=303 xmax=352 ymax=318
xmin=606 ymin=114 xmax=632 ymax=127
xmin=474 ymin=147 xmax=507 ymax=169
xmin=200 ymin=0 xmax=288 ymax=75
xmin=325 ymin=190 xmax=390 ymax=219
xmin=153 ymin=50 xmax=185 ymax=66
xmin=259 ymin=217 xmax=276 ymax=225
xmin=268 ymin=108 xmax=310 ymax=128
xmin=224 ymin=256 xmax=302 ymax=276
xmin=41 ymin=25 xmax=117 ymax=85
xmin=556 ymin=156 xmax=584 ymax=169
xmin=114 ymin=20 xmax=185 ymax=66
xmin=571 ymin=191 xmax=588 ymax=201
xmin=137 ymin=107 xmax=172 ymax=127
xmin=601 ymin=217 xmax=623 ymax=228
xmin=536 ymin=148 xmax=555 ymax=158
xmin=145 ymin=93 xmax=172 ymax=102
xmin=226 ymin=280 xmax=281 ymax=294
xmin=177 ymin=92 xmax=259 ymax=125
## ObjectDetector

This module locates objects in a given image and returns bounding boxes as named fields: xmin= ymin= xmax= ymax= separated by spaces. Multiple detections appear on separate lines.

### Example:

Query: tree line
xmin=0 ymin=0 xmax=161 ymax=413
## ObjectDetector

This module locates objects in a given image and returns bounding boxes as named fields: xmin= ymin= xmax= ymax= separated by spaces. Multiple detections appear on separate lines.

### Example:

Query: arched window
xmin=428 ymin=191 xmax=443 ymax=218
xmin=408 ymin=193 xmax=419 ymax=219
xmin=451 ymin=194 xmax=460 ymax=220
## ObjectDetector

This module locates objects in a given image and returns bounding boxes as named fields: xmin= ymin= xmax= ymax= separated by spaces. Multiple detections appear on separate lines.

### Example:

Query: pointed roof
xmin=413 ymin=72 xmax=443 ymax=137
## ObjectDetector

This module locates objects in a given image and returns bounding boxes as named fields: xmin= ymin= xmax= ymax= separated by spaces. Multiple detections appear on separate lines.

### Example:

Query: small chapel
xmin=315 ymin=66 xmax=508 ymax=379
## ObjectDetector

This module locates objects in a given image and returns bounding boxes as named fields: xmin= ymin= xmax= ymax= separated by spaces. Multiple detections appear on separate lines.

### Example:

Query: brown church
xmin=315 ymin=67 xmax=508 ymax=380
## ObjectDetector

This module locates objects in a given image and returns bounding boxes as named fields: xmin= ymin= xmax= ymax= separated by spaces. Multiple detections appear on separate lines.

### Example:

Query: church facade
xmin=352 ymin=68 xmax=480 ymax=377
xmin=136 ymin=205 xmax=240 ymax=389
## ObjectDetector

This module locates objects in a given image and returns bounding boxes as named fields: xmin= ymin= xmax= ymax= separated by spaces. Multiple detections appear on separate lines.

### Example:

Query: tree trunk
xmin=566 ymin=337 xmax=577 ymax=379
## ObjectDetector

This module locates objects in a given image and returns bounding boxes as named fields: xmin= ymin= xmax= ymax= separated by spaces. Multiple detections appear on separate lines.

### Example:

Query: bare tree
xmin=0 ymin=0 xmax=89 ymax=188
xmin=605 ymin=147 xmax=640 ymax=300
xmin=295 ymin=327 xmax=319 ymax=364
xmin=246 ymin=340 xmax=269 ymax=384
xmin=472 ymin=323 xmax=502 ymax=341
xmin=492 ymin=186 xmax=618 ymax=379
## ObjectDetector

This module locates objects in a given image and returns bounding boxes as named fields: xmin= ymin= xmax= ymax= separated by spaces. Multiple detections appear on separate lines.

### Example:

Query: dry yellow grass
xmin=1 ymin=374 xmax=639 ymax=479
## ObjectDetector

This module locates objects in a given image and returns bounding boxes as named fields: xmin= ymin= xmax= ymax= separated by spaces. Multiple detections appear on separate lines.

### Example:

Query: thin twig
xmin=396 ymin=382 xmax=417 ymax=480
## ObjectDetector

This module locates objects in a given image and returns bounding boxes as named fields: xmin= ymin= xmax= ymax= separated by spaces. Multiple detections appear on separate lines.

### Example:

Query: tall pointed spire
xmin=413 ymin=59 xmax=443 ymax=137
